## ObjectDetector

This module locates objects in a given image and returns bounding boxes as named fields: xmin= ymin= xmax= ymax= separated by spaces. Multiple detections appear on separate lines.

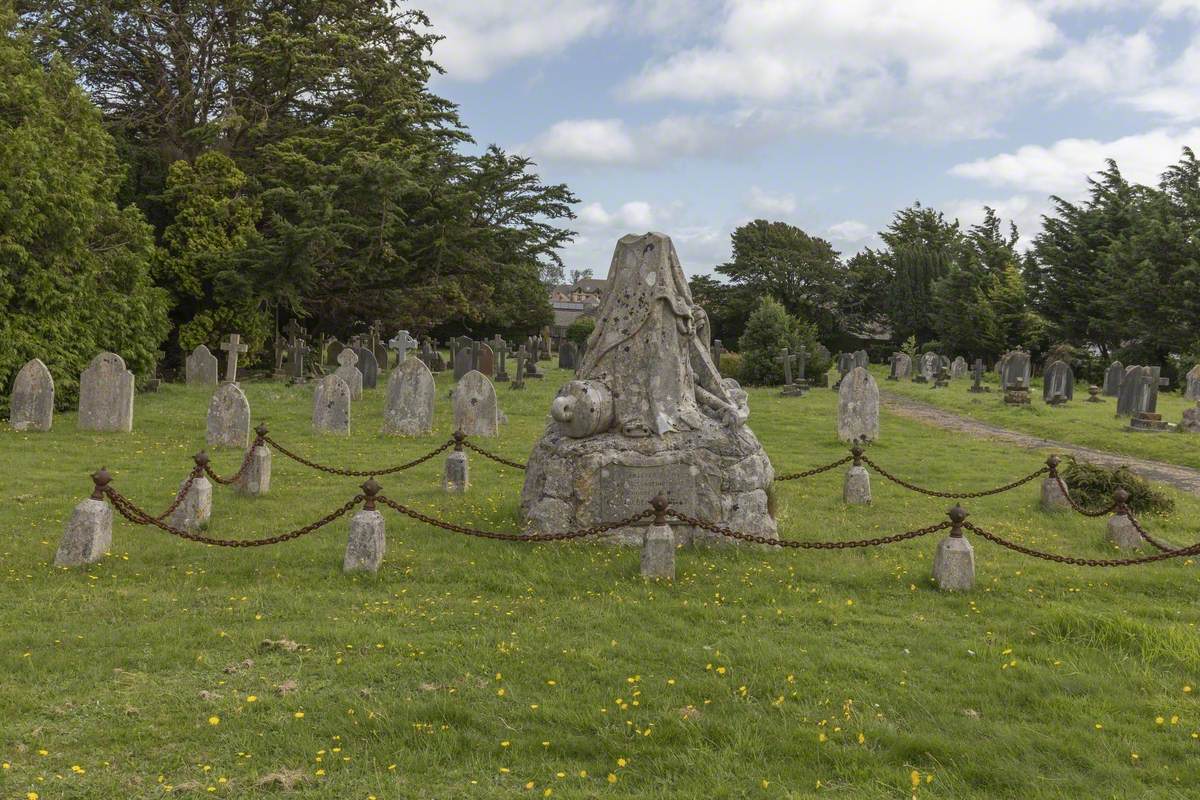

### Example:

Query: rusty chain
xmin=1051 ymin=473 xmax=1116 ymax=518
xmin=264 ymin=434 xmax=455 ymax=477
xmin=203 ymin=440 xmax=262 ymax=486
xmin=774 ymin=455 xmax=854 ymax=481
xmin=151 ymin=467 xmax=203 ymax=521
xmin=105 ymin=485 xmax=363 ymax=547
xmin=862 ymin=455 xmax=1048 ymax=499
xmin=667 ymin=510 xmax=952 ymax=549
xmin=375 ymin=494 xmax=652 ymax=542
xmin=460 ymin=439 xmax=528 ymax=470
xmin=1126 ymin=513 xmax=1176 ymax=553
xmin=963 ymin=520 xmax=1200 ymax=566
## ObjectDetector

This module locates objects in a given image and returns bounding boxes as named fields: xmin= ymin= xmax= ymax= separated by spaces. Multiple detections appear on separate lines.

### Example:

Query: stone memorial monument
xmin=186 ymin=345 xmax=219 ymax=386
xmin=520 ymin=233 xmax=776 ymax=545
xmin=78 ymin=353 xmax=135 ymax=432
xmin=9 ymin=358 xmax=54 ymax=431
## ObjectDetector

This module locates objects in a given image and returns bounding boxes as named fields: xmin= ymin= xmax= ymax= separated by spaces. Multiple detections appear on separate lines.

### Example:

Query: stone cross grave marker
xmin=491 ymin=335 xmax=509 ymax=382
xmin=970 ymin=358 xmax=985 ymax=393
xmin=511 ymin=346 xmax=528 ymax=389
xmin=273 ymin=335 xmax=287 ymax=375
xmin=220 ymin=333 xmax=247 ymax=383
xmin=525 ymin=337 xmax=544 ymax=378
xmin=776 ymin=348 xmax=798 ymax=395
xmin=795 ymin=346 xmax=808 ymax=385
xmin=288 ymin=337 xmax=311 ymax=383
xmin=370 ymin=320 xmax=388 ymax=369
xmin=389 ymin=330 xmax=418 ymax=366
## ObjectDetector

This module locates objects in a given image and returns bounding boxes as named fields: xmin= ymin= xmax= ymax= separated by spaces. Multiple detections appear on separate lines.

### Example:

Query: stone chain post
xmin=344 ymin=478 xmax=385 ymax=573
xmin=843 ymin=444 xmax=871 ymax=505
xmin=640 ymin=494 xmax=675 ymax=580
xmin=931 ymin=504 xmax=974 ymax=591
xmin=443 ymin=430 xmax=470 ymax=493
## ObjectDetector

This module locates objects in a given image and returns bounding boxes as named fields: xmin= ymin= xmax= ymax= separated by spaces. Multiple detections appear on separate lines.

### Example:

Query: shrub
xmin=737 ymin=296 xmax=820 ymax=385
xmin=719 ymin=351 xmax=743 ymax=380
xmin=1060 ymin=460 xmax=1174 ymax=515
xmin=566 ymin=317 xmax=595 ymax=346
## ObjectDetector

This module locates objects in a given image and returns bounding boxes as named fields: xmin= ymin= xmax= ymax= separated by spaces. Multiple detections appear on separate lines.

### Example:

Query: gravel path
xmin=880 ymin=391 xmax=1200 ymax=494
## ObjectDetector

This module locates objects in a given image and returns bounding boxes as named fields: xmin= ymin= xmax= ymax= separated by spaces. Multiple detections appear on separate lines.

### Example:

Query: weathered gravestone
xmin=951 ymin=356 xmax=967 ymax=379
xmin=288 ymin=337 xmax=311 ymax=384
xmin=78 ymin=353 xmax=135 ymax=432
xmin=1103 ymin=361 xmax=1124 ymax=396
xmin=999 ymin=350 xmax=1031 ymax=390
xmin=777 ymin=348 xmax=803 ymax=397
xmin=1116 ymin=366 xmax=1145 ymax=417
xmin=916 ymin=352 xmax=939 ymax=383
xmin=452 ymin=343 xmax=474 ymax=381
xmin=185 ymin=345 xmax=219 ymax=386
xmin=206 ymin=382 xmax=251 ymax=449
xmin=9 ymin=358 xmax=54 ymax=431
xmin=453 ymin=370 xmax=499 ymax=437
xmin=313 ymin=374 xmax=351 ymax=434
xmin=490 ymin=336 xmax=509 ymax=382
xmin=382 ymin=357 xmax=435 ymax=436
xmin=324 ymin=338 xmax=346 ymax=367
xmin=969 ymin=359 xmax=986 ymax=393
xmin=525 ymin=337 xmax=545 ymax=378
xmin=888 ymin=353 xmax=911 ymax=381
xmin=558 ymin=340 xmax=578 ymax=371
xmin=853 ymin=350 xmax=869 ymax=370
xmin=334 ymin=348 xmax=364 ymax=400
xmin=1179 ymin=403 xmax=1200 ymax=433
xmin=838 ymin=366 xmax=880 ymax=443
xmin=369 ymin=320 xmax=389 ymax=369
xmin=1185 ymin=364 xmax=1200 ymax=401
xmin=1043 ymin=360 xmax=1075 ymax=403
xmin=521 ymin=232 xmax=775 ymax=545
xmin=511 ymin=346 xmax=528 ymax=390
xmin=477 ymin=342 xmax=496 ymax=378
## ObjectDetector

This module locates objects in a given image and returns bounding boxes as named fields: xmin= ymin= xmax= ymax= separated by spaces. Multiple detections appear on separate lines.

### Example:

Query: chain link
xmin=862 ymin=456 xmax=1048 ymax=499
xmin=150 ymin=466 xmax=203 ymax=521
xmin=963 ymin=520 xmax=1200 ymax=566
xmin=1126 ymin=513 xmax=1176 ymax=553
xmin=264 ymin=434 xmax=454 ymax=477
xmin=1050 ymin=474 xmax=1116 ymax=518
xmin=460 ymin=439 xmax=528 ymax=470
xmin=204 ymin=442 xmax=261 ymax=486
xmin=774 ymin=455 xmax=854 ymax=481
xmin=375 ymin=494 xmax=652 ymax=541
xmin=668 ymin=510 xmax=952 ymax=549
xmin=105 ymin=486 xmax=362 ymax=547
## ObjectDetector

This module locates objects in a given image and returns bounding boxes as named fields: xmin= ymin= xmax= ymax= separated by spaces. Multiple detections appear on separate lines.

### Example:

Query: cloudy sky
xmin=420 ymin=0 xmax=1200 ymax=275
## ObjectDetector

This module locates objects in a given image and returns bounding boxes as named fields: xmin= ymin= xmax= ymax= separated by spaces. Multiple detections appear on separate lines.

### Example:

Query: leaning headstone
xmin=357 ymin=348 xmax=380 ymax=390
xmin=185 ymin=345 xmax=219 ymax=386
xmin=453 ymin=370 xmax=500 ymax=437
xmin=951 ymin=356 xmax=967 ymax=379
xmin=78 ymin=353 xmax=135 ymax=432
xmin=558 ymin=340 xmax=578 ymax=371
xmin=313 ymin=374 xmax=351 ymax=434
xmin=452 ymin=345 xmax=474 ymax=381
xmin=206 ymin=382 xmax=251 ymax=449
xmin=382 ymin=358 xmax=435 ymax=436
xmin=1185 ymin=365 xmax=1200 ymax=401
xmin=1042 ymin=360 xmax=1075 ymax=403
xmin=999 ymin=350 xmax=1031 ymax=390
xmin=334 ymin=348 xmax=364 ymax=400
xmin=9 ymin=358 xmax=54 ymax=431
xmin=1116 ymin=365 xmax=1142 ymax=417
xmin=477 ymin=342 xmax=496 ymax=378
xmin=1103 ymin=361 xmax=1124 ymax=396
xmin=837 ymin=366 xmax=880 ymax=443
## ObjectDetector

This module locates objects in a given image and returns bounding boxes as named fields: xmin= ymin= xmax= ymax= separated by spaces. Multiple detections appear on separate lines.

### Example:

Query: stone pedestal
xmin=236 ymin=444 xmax=272 ymax=497
xmin=1129 ymin=411 xmax=1171 ymax=432
xmin=55 ymin=498 xmax=112 ymax=566
xmin=343 ymin=509 xmax=385 ymax=573
xmin=443 ymin=451 xmax=469 ymax=493
xmin=843 ymin=465 xmax=871 ymax=505
xmin=931 ymin=535 xmax=975 ymax=591
xmin=1040 ymin=475 xmax=1070 ymax=512
xmin=1004 ymin=388 xmax=1031 ymax=405
xmin=169 ymin=475 xmax=213 ymax=531
xmin=1106 ymin=514 xmax=1142 ymax=550
xmin=640 ymin=525 xmax=675 ymax=580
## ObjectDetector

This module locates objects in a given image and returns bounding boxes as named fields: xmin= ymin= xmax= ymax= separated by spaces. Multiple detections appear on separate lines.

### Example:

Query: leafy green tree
xmin=736 ymin=296 xmax=818 ymax=385
xmin=717 ymin=220 xmax=844 ymax=339
xmin=0 ymin=9 xmax=169 ymax=409
xmin=880 ymin=204 xmax=962 ymax=343
xmin=158 ymin=151 xmax=265 ymax=355
xmin=565 ymin=317 xmax=594 ymax=346
xmin=688 ymin=274 xmax=757 ymax=347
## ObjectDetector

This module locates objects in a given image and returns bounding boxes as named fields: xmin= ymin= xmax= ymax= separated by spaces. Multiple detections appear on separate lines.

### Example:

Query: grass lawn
xmin=2 ymin=364 xmax=1200 ymax=799
xmin=872 ymin=365 xmax=1200 ymax=470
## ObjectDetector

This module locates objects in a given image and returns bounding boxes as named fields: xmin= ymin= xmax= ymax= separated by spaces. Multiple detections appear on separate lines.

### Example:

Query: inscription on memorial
xmin=598 ymin=462 xmax=700 ymax=523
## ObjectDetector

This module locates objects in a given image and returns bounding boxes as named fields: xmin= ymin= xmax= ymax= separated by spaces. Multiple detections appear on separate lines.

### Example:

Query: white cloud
xmin=566 ymin=200 xmax=731 ymax=275
xmin=944 ymin=196 xmax=1050 ymax=249
xmin=529 ymin=119 xmax=637 ymax=165
xmin=949 ymin=127 xmax=1200 ymax=196
xmin=826 ymin=220 xmax=873 ymax=243
xmin=423 ymin=0 xmax=614 ymax=81
xmin=745 ymin=186 xmax=796 ymax=215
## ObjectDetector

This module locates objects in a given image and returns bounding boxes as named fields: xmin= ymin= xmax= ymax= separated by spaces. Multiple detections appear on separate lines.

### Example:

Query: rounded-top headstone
xmin=837 ymin=366 xmax=880 ymax=443
xmin=185 ymin=344 xmax=219 ymax=386
xmin=334 ymin=347 xmax=364 ymax=400
xmin=453 ymin=369 xmax=500 ymax=437
xmin=313 ymin=374 xmax=352 ymax=435
xmin=206 ymin=382 xmax=251 ymax=448
xmin=9 ymin=358 xmax=55 ymax=431
xmin=78 ymin=352 xmax=135 ymax=432
xmin=382 ymin=357 xmax=435 ymax=436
